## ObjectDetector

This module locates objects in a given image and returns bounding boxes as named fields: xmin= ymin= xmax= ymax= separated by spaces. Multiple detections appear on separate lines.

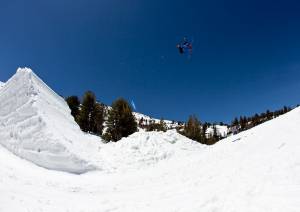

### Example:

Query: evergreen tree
xmin=213 ymin=125 xmax=218 ymax=137
xmin=158 ymin=118 xmax=167 ymax=132
xmin=65 ymin=96 xmax=80 ymax=121
xmin=239 ymin=116 xmax=247 ymax=131
xmin=283 ymin=106 xmax=288 ymax=113
xmin=77 ymin=91 xmax=96 ymax=133
xmin=104 ymin=98 xmax=137 ymax=142
xmin=91 ymin=103 xmax=105 ymax=135
xmin=251 ymin=113 xmax=260 ymax=127
xmin=138 ymin=117 xmax=144 ymax=128
xmin=183 ymin=115 xmax=203 ymax=143
xmin=232 ymin=117 xmax=239 ymax=127
xmin=146 ymin=119 xmax=167 ymax=132
xmin=146 ymin=121 xmax=155 ymax=131
xmin=266 ymin=110 xmax=272 ymax=120
xmin=202 ymin=122 xmax=209 ymax=140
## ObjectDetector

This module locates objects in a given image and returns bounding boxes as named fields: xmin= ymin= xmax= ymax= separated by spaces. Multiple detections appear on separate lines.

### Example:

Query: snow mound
xmin=100 ymin=130 xmax=202 ymax=171
xmin=0 ymin=68 xmax=101 ymax=174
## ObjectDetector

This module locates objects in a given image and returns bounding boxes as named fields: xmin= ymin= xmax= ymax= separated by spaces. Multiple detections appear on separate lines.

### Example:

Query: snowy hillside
xmin=0 ymin=68 xmax=102 ymax=174
xmin=0 ymin=68 xmax=299 ymax=211
xmin=133 ymin=112 xmax=229 ymax=137
xmin=102 ymin=106 xmax=181 ymax=130
xmin=99 ymin=94 xmax=228 ymax=136
xmin=206 ymin=125 xmax=228 ymax=137
xmin=133 ymin=112 xmax=180 ymax=129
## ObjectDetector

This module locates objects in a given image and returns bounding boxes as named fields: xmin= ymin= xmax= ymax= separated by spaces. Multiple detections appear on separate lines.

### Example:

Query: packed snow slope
xmin=0 ymin=68 xmax=300 ymax=212
xmin=0 ymin=68 xmax=102 ymax=174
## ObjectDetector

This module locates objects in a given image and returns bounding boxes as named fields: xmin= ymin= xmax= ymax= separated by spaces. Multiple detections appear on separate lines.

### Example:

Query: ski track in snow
xmin=0 ymin=68 xmax=300 ymax=212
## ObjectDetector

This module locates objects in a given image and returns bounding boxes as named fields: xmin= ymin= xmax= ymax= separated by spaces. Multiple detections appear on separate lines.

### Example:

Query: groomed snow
xmin=0 ymin=68 xmax=299 ymax=211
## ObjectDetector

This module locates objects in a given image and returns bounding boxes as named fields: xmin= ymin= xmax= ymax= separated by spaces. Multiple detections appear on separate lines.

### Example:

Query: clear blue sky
xmin=0 ymin=0 xmax=300 ymax=123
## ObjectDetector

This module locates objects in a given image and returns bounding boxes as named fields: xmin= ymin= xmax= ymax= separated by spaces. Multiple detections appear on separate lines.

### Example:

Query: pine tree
xmin=138 ymin=117 xmax=144 ymax=128
xmin=202 ymin=122 xmax=209 ymax=141
xmin=239 ymin=116 xmax=247 ymax=131
xmin=252 ymin=113 xmax=260 ymax=127
xmin=213 ymin=125 xmax=220 ymax=141
xmin=104 ymin=98 xmax=137 ymax=142
xmin=283 ymin=106 xmax=287 ymax=113
xmin=183 ymin=115 xmax=203 ymax=143
xmin=158 ymin=118 xmax=167 ymax=132
xmin=232 ymin=117 xmax=239 ymax=127
xmin=77 ymin=91 xmax=96 ymax=133
xmin=65 ymin=96 xmax=80 ymax=122
xmin=266 ymin=109 xmax=272 ymax=120
xmin=91 ymin=103 xmax=104 ymax=135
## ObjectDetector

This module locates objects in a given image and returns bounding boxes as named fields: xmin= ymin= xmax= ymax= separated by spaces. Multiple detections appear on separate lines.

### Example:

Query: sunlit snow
xmin=0 ymin=68 xmax=299 ymax=212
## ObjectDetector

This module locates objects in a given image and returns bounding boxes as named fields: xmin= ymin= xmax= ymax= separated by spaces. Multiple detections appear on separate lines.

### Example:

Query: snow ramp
xmin=0 ymin=68 xmax=101 ymax=174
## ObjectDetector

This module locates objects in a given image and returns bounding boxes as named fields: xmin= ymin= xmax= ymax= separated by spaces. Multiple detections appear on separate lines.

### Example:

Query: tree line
xmin=66 ymin=91 xmax=295 ymax=145
xmin=66 ymin=91 xmax=137 ymax=142
xmin=138 ymin=118 xmax=168 ymax=132
xmin=230 ymin=106 xmax=292 ymax=134
xmin=177 ymin=115 xmax=224 ymax=145
xmin=66 ymin=91 xmax=172 ymax=142
xmin=178 ymin=105 xmax=293 ymax=145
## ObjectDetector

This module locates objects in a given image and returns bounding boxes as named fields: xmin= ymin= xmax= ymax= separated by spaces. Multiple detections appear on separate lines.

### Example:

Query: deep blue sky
xmin=0 ymin=0 xmax=300 ymax=123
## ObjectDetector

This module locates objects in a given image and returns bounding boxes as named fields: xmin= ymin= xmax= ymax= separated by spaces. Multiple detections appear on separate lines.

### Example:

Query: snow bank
xmin=0 ymin=68 xmax=101 ymax=174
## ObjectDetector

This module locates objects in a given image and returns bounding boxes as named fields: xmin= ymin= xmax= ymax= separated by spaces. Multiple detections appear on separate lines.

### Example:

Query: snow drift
xmin=0 ymin=68 xmax=101 ymax=174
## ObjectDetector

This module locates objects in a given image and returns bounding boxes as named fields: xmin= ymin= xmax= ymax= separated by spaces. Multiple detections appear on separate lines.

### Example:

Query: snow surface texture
xmin=0 ymin=68 xmax=300 ymax=211
xmin=0 ymin=68 xmax=102 ymax=174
